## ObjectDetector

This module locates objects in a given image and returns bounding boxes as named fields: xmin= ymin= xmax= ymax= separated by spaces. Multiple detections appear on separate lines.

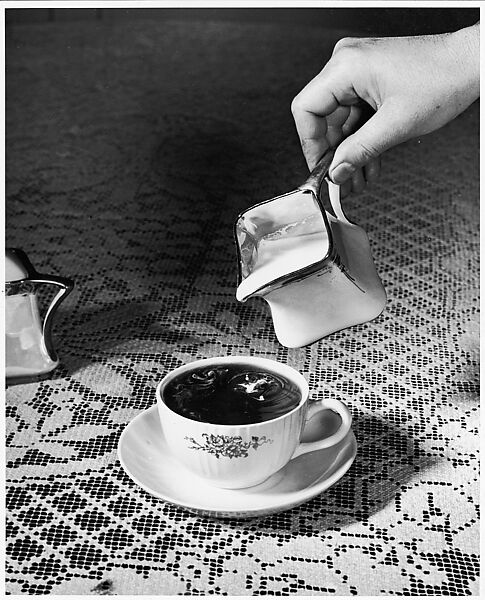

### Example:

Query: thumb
xmin=329 ymin=102 xmax=408 ymax=184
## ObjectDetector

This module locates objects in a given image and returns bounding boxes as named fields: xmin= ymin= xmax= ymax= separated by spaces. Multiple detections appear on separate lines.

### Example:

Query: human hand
xmin=291 ymin=23 xmax=479 ymax=197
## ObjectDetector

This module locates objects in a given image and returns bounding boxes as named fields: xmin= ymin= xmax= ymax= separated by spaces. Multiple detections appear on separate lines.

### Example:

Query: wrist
xmin=447 ymin=23 xmax=480 ymax=102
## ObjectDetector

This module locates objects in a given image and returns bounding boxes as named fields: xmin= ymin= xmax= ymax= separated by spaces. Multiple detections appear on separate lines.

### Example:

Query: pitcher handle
xmin=298 ymin=148 xmax=335 ymax=197
xmin=29 ymin=275 xmax=74 ymax=361
xmin=298 ymin=149 xmax=352 ymax=225
xmin=326 ymin=178 xmax=352 ymax=224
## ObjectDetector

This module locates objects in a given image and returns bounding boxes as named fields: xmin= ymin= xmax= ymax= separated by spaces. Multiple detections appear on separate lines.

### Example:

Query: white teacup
xmin=156 ymin=356 xmax=352 ymax=489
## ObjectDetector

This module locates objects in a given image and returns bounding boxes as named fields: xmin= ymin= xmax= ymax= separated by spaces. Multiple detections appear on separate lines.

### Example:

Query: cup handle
xmin=292 ymin=397 xmax=352 ymax=459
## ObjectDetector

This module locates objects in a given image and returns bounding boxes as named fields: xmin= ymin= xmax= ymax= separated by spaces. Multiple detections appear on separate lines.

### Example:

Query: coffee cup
xmin=156 ymin=356 xmax=351 ymax=489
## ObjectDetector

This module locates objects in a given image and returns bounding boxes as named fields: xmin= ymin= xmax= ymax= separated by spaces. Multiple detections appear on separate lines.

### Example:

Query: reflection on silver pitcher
xmin=234 ymin=149 xmax=387 ymax=348
xmin=5 ymin=248 xmax=74 ymax=385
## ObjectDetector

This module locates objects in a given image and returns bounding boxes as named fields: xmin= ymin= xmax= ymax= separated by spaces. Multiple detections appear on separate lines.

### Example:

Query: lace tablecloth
xmin=5 ymin=17 xmax=479 ymax=595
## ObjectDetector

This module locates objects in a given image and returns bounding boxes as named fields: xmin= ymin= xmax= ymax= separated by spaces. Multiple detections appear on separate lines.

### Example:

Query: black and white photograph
xmin=4 ymin=1 xmax=480 ymax=596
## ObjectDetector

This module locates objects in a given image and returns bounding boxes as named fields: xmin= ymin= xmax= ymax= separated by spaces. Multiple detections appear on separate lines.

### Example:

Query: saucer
xmin=118 ymin=405 xmax=357 ymax=519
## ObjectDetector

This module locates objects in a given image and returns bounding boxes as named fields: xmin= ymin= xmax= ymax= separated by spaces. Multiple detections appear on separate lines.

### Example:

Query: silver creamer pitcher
xmin=234 ymin=149 xmax=387 ymax=348
xmin=5 ymin=248 xmax=74 ymax=385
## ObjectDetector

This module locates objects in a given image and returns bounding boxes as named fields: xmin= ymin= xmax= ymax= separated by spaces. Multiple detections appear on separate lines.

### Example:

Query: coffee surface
xmin=163 ymin=363 xmax=302 ymax=425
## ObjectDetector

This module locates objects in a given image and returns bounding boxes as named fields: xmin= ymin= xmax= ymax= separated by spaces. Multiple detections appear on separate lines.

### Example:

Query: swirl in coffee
xmin=163 ymin=363 xmax=302 ymax=425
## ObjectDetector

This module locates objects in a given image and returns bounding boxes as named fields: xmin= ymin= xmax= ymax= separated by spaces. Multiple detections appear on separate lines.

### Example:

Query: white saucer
xmin=118 ymin=405 xmax=357 ymax=519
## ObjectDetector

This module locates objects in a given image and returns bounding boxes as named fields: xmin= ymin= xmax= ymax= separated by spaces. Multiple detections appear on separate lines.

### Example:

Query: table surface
xmin=5 ymin=17 xmax=479 ymax=596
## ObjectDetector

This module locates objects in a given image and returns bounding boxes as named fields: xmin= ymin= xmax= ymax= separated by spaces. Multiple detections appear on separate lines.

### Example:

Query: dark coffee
xmin=163 ymin=363 xmax=302 ymax=425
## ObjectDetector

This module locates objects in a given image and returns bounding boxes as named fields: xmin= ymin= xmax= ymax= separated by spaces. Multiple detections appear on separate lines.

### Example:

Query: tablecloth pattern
xmin=5 ymin=17 xmax=479 ymax=595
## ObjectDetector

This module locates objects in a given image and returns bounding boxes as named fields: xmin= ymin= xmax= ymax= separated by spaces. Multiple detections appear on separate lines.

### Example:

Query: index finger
xmin=291 ymin=75 xmax=339 ymax=169
xmin=291 ymin=65 xmax=360 ymax=169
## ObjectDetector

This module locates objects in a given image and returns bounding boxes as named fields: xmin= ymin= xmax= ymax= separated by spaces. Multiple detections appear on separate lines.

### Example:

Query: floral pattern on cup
xmin=185 ymin=433 xmax=273 ymax=459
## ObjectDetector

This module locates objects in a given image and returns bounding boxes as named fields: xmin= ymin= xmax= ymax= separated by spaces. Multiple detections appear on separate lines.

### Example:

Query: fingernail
xmin=330 ymin=162 xmax=355 ymax=185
